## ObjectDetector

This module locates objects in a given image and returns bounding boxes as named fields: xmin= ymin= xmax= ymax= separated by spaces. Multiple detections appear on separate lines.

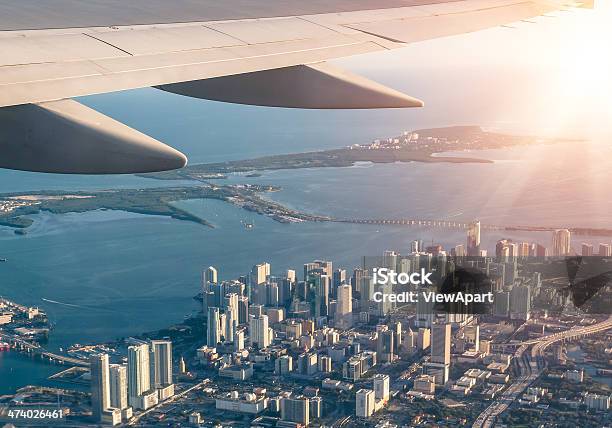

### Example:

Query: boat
xmin=241 ymin=220 xmax=254 ymax=229
xmin=0 ymin=258 xmax=7 ymax=262
xmin=0 ymin=342 xmax=10 ymax=351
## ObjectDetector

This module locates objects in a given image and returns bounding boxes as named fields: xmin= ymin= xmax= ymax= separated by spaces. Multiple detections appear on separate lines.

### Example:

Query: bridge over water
xmin=332 ymin=218 xmax=612 ymax=236
xmin=5 ymin=335 xmax=89 ymax=367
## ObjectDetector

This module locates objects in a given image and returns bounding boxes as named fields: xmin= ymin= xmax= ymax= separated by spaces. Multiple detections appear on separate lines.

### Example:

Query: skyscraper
xmin=600 ymin=243 xmax=612 ymax=257
xmin=430 ymin=323 xmax=451 ymax=365
xmin=416 ymin=286 xmax=435 ymax=328
xmin=109 ymin=364 xmax=128 ymax=411
xmin=359 ymin=274 xmax=373 ymax=309
xmin=249 ymin=314 xmax=271 ymax=348
xmin=377 ymin=328 xmax=395 ymax=363
xmin=424 ymin=323 xmax=451 ymax=385
xmin=207 ymin=307 xmax=222 ymax=346
xmin=128 ymin=344 xmax=150 ymax=401
xmin=223 ymin=293 xmax=239 ymax=339
xmin=306 ymin=272 xmax=329 ymax=318
xmin=467 ymin=220 xmax=481 ymax=256
xmin=333 ymin=268 xmax=346 ymax=288
xmin=355 ymin=389 xmax=375 ymax=418
xmin=150 ymin=340 xmax=172 ymax=388
xmin=237 ymin=296 xmax=249 ymax=324
xmin=204 ymin=266 xmax=218 ymax=285
xmin=464 ymin=324 xmax=480 ymax=351
xmin=373 ymin=374 xmax=390 ymax=402
xmin=90 ymin=353 xmax=110 ymax=422
xmin=582 ymin=243 xmax=594 ymax=256
xmin=510 ymin=284 xmax=531 ymax=320
xmin=552 ymin=229 xmax=571 ymax=256
xmin=150 ymin=340 xmax=174 ymax=400
xmin=383 ymin=250 xmax=398 ymax=270
xmin=281 ymin=396 xmax=310 ymax=426
xmin=335 ymin=284 xmax=352 ymax=328
xmin=494 ymin=291 xmax=510 ymax=317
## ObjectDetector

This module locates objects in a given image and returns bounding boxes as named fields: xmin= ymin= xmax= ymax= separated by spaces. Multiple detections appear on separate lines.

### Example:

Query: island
xmin=0 ymin=184 xmax=331 ymax=231
xmin=0 ymin=125 xmax=579 ymax=233
xmin=138 ymin=126 xmax=565 ymax=181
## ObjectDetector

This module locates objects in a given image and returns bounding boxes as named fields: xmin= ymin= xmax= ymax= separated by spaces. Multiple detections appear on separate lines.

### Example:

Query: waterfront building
xmin=467 ymin=221 xmax=481 ymax=256
xmin=552 ymin=229 xmax=571 ymax=256
xmin=90 ymin=353 xmax=110 ymax=422
xmin=150 ymin=340 xmax=174 ymax=400
xmin=109 ymin=364 xmax=128 ymax=410
xmin=128 ymin=343 xmax=157 ymax=410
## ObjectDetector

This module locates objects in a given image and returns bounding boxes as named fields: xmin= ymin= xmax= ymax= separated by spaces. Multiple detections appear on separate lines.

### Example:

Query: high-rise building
xmin=275 ymin=355 xmax=293 ymax=375
xmin=494 ymin=291 xmax=510 ymax=317
xmin=582 ymin=243 xmax=594 ymax=256
xmin=207 ymin=307 xmax=222 ymax=346
xmin=149 ymin=340 xmax=173 ymax=390
xmin=552 ymin=229 xmax=571 ymax=256
xmin=383 ymin=250 xmax=398 ymax=270
xmin=306 ymin=272 xmax=329 ymax=318
xmin=249 ymin=314 xmax=271 ymax=348
xmin=599 ymin=243 xmax=612 ymax=257
xmin=109 ymin=364 xmax=128 ymax=411
xmin=510 ymin=284 xmax=531 ymax=320
xmin=250 ymin=263 xmax=269 ymax=287
xmin=467 ymin=220 xmax=481 ymax=256
xmin=237 ymin=296 xmax=249 ymax=324
xmin=453 ymin=244 xmax=466 ymax=257
xmin=352 ymin=268 xmax=365 ymax=293
xmin=416 ymin=286 xmax=435 ymax=328
xmin=598 ymin=244 xmax=612 ymax=257
xmin=355 ymin=389 xmax=375 ymax=418
xmin=234 ymin=327 xmax=246 ymax=351
xmin=335 ymin=284 xmax=352 ymax=328
xmin=417 ymin=327 xmax=431 ymax=350
xmin=359 ymin=274 xmax=373 ymax=308
xmin=309 ymin=396 xmax=322 ymax=419
xmin=204 ymin=266 xmax=218 ymax=285
xmin=373 ymin=374 xmax=390 ymax=402
xmin=333 ymin=268 xmax=346 ymax=288
xmin=128 ymin=343 xmax=153 ymax=408
xmin=281 ymin=396 xmax=310 ymax=426
xmin=464 ymin=324 xmax=480 ymax=351
xmin=377 ymin=329 xmax=395 ymax=363
xmin=431 ymin=323 xmax=451 ymax=365
xmin=90 ymin=353 xmax=111 ymax=422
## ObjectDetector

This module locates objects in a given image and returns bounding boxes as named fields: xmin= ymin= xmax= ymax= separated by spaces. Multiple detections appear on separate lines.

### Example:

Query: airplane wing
xmin=0 ymin=0 xmax=588 ymax=174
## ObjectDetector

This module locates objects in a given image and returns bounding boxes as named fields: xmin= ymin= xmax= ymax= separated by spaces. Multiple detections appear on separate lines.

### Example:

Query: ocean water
xmin=1 ymin=5 xmax=611 ymax=393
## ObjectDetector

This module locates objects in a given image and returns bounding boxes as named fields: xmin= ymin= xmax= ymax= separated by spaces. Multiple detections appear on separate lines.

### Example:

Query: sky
xmin=336 ymin=2 xmax=612 ymax=139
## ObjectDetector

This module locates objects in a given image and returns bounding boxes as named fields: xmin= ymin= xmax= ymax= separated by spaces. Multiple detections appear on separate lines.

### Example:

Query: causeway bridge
xmin=4 ymin=334 xmax=89 ymax=367
xmin=332 ymin=218 xmax=612 ymax=236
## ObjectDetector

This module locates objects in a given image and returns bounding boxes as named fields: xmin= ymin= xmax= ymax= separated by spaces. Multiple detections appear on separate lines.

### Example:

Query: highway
xmin=473 ymin=316 xmax=612 ymax=428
